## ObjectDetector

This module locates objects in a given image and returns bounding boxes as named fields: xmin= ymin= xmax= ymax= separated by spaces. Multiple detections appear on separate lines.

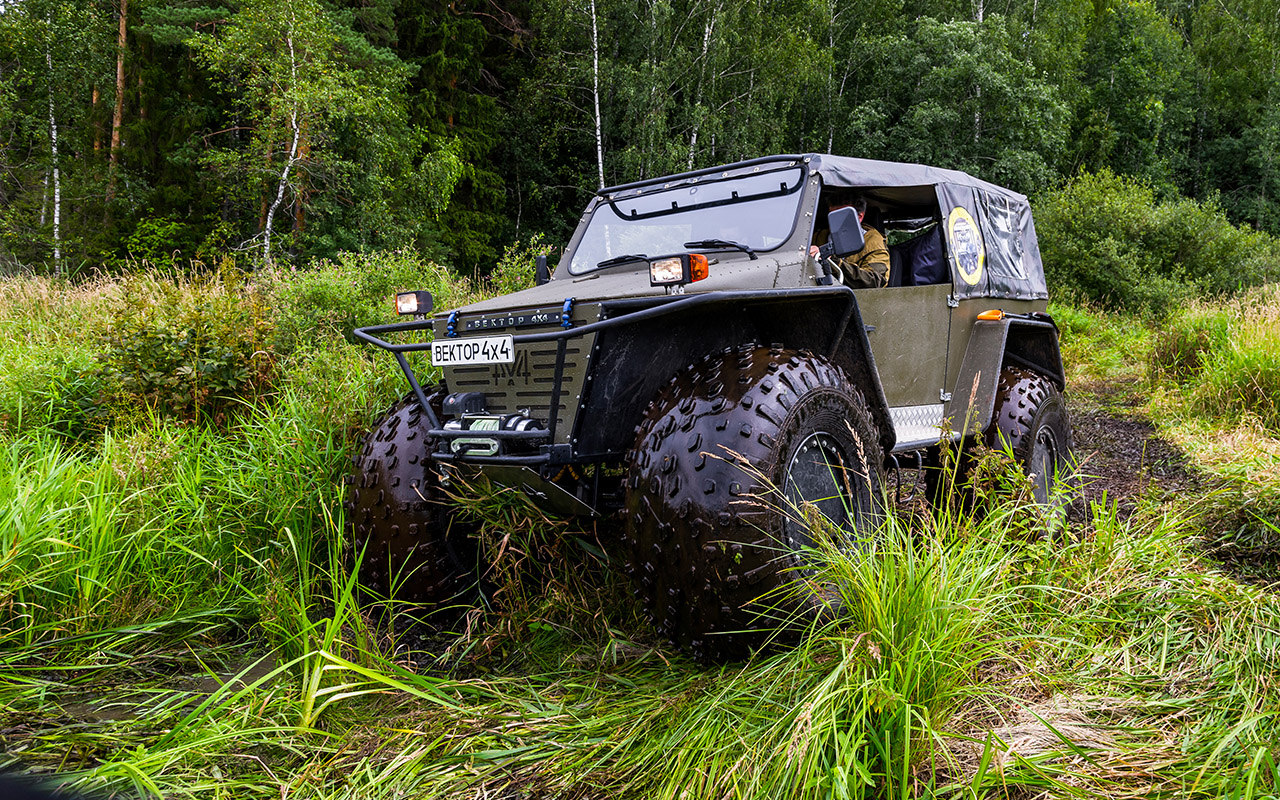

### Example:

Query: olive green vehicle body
xmin=356 ymin=154 xmax=1064 ymax=516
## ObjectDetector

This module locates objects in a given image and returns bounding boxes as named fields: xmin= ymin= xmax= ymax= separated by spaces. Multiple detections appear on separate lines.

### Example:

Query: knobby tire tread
xmin=623 ymin=344 xmax=881 ymax=661
xmin=344 ymin=394 xmax=478 ymax=610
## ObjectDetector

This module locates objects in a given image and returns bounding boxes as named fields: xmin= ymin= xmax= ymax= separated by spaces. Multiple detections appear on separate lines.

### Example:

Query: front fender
xmin=573 ymin=288 xmax=895 ymax=458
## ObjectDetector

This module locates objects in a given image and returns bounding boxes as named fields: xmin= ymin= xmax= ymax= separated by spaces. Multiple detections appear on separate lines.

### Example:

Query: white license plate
xmin=431 ymin=335 xmax=515 ymax=366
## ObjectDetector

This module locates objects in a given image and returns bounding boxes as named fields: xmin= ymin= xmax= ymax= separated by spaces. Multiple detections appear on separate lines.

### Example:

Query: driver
xmin=809 ymin=191 xmax=890 ymax=288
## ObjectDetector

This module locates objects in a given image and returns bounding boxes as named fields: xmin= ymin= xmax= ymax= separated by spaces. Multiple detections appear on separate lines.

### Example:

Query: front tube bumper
xmin=353 ymin=286 xmax=858 ymax=462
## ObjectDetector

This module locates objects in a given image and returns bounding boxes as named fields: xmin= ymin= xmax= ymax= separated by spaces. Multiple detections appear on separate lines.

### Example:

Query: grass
xmin=0 ymin=267 xmax=1278 ymax=798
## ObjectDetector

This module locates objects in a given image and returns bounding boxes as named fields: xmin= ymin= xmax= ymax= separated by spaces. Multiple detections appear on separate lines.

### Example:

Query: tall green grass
xmin=1149 ymin=286 xmax=1280 ymax=433
xmin=1 ymin=265 xmax=1278 ymax=798
xmin=10 ymin=483 xmax=1276 ymax=799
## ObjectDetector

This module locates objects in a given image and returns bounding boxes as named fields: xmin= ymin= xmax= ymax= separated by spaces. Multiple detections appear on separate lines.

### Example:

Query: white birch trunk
xmin=974 ymin=0 xmax=983 ymax=144
xmin=263 ymin=14 xmax=301 ymax=264
xmin=589 ymin=0 xmax=604 ymax=189
xmin=46 ymin=35 xmax=61 ymax=272
xmin=687 ymin=14 xmax=715 ymax=170
xmin=826 ymin=0 xmax=836 ymax=153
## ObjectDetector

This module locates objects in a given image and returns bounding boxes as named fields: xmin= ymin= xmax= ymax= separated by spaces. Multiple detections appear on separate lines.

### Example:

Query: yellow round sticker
xmin=947 ymin=206 xmax=985 ymax=286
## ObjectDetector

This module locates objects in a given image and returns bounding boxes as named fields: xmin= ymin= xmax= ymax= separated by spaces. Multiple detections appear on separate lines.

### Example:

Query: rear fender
xmin=946 ymin=315 xmax=1065 ymax=436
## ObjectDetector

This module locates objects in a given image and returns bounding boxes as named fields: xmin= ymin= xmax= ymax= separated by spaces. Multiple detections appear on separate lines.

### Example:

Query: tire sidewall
xmin=1022 ymin=389 xmax=1074 ymax=505
xmin=622 ymin=346 xmax=883 ymax=659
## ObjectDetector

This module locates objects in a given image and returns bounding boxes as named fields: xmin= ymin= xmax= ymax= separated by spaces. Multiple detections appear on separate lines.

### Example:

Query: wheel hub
xmin=1028 ymin=423 xmax=1060 ymax=504
xmin=783 ymin=432 xmax=854 ymax=555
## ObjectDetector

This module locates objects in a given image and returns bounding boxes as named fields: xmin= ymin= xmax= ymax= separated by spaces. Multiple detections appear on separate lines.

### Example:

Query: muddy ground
xmin=1067 ymin=380 xmax=1280 ymax=586
xmin=1068 ymin=380 xmax=1202 ymax=517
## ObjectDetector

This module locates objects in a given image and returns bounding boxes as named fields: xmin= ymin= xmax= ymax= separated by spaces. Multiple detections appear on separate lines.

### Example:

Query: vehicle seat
xmin=888 ymin=246 xmax=905 ymax=287
xmin=889 ymin=225 xmax=946 ymax=286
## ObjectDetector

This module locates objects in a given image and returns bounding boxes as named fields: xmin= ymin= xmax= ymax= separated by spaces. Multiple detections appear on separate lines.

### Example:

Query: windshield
xmin=568 ymin=166 xmax=806 ymax=274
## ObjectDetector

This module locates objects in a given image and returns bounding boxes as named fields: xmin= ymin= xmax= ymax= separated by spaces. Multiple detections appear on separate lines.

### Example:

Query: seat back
xmin=889 ymin=225 xmax=946 ymax=286
xmin=888 ymin=246 xmax=905 ymax=287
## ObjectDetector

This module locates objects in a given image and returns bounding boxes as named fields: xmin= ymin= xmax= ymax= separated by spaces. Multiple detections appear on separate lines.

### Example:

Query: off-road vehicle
xmin=347 ymin=154 xmax=1073 ymax=660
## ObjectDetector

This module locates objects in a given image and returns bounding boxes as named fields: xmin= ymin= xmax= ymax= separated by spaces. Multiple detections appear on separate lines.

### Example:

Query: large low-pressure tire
xmin=623 ymin=344 xmax=883 ymax=661
xmin=985 ymin=366 xmax=1075 ymax=505
xmin=926 ymin=367 xmax=1075 ymax=510
xmin=344 ymin=394 xmax=481 ymax=611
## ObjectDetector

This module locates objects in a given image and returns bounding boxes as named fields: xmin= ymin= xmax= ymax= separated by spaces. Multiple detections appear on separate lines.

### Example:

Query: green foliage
xmin=266 ymin=249 xmax=481 ymax=353
xmin=1036 ymin=169 xmax=1280 ymax=312
xmin=7 ymin=0 xmax=1280 ymax=276
xmin=121 ymin=214 xmax=202 ymax=270
xmin=0 ymin=0 xmax=116 ymax=271
xmin=1149 ymin=305 xmax=1233 ymax=381
xmin=99 ymin=271 xmax=276 ymax=422
xmin=481 ymin=233 xmax=551 ymax=296
xmin=1149 ymin=288 xmax=1280 ymax=433
xmin=0 ymin=276 xmax=116 ymax=438
xmin=895 ymin=16 xmax=1069 ymax=194
xmin=1073 ymin=0 xmax=1197 ymax=189
xmin=192 ymin=0 xmax=433 ymax=263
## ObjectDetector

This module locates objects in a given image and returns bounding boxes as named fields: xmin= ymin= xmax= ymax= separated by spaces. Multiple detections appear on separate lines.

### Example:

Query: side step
xmin=889 ymin=403 xmax=959 ymax=452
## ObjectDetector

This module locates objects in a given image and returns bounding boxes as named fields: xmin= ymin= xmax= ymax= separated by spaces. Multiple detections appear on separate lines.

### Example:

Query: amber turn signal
xmin=689 ymin=253 xmax=709 ymax=282
xmin=976 ymin=309 xmax=1005 ymax=321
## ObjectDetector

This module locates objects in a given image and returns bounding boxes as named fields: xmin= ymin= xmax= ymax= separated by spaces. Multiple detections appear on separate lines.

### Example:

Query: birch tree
xmin=45 ymin=26 xmax=60 ymax=270
xmin=588 ymin=0 xmax=604 ymax=188
xmin=0 ymin=0 xmax=111 ymax=271
xmin=194 ymin=0 xmax=412 ymax=263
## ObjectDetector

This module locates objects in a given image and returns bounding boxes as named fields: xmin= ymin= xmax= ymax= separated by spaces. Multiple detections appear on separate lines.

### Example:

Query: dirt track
xmin=1069 ymin=386 xmax=1203 ymax=517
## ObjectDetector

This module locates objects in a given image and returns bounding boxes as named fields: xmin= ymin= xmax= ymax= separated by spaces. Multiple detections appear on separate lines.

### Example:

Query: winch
xmin=440 ymin=391 xmax=545 ymax=456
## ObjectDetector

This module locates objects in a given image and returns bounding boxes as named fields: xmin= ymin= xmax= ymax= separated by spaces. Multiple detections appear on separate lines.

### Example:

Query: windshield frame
xmin=566 ymin=162 xmax=809 ymax=275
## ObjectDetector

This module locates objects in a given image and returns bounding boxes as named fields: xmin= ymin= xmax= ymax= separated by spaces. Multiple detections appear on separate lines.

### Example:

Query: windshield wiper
xmin=595 ymin=253 xmax=648 ymax=269
xmin=683 ymin=239 xmax=758 ymax=260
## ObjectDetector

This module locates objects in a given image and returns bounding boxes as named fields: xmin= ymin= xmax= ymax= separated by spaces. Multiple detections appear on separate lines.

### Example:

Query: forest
xmin=2 ymin=0 xmax=1280 ymax=277
xmin=5 ymin=0 xmax=1280 ymax=798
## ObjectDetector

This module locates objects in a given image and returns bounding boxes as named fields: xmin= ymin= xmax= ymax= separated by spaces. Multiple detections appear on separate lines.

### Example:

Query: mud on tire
xmin=623 ymin=344 xmax=882 ymax=661
xmin=344 ymin=394 xmax=481 ymax=611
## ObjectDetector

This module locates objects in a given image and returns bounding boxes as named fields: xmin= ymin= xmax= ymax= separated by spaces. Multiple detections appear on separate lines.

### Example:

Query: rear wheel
xmin=985 ymin=366 xmax=1075 ymax=505
xmin=344 ymin=394 xmax=481 ymax=611
xmin=927 ymin=366 xmax=1075 ymax=511
xmin=623 ymin=344 xmax=883 ymax=661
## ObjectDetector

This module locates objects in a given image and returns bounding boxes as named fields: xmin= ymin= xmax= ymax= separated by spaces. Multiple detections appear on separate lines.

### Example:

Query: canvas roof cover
xmin=810 ymin=154 xmax=1048 ymax=301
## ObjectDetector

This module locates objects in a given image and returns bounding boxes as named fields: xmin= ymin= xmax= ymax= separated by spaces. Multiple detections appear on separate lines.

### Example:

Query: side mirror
xmin=827 ymin=206 xmax=865 ymax=257
xmin=535 ymin=255 xmax=551 ymax=286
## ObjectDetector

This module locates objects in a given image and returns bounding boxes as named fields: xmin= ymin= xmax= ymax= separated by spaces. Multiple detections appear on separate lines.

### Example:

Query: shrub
xmin=99 ymin=270 xmax=276 ymax=423
xmin=267 ymin=249 xmax=483 ymax=353
xmin=1036 ymin=170 xmax=1280 ymax=313
xmin=122 ymin=214 xmax=201 ymax=270
xmin=1148 ymin=306 xmax=1232 ymax=381
xmin=482 ymin=234 xmax=551 ymax=296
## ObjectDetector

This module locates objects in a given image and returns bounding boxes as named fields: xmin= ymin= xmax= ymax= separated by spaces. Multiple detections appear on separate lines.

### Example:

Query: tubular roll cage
xmin=353 ymin=287 xmax=860 ymax=467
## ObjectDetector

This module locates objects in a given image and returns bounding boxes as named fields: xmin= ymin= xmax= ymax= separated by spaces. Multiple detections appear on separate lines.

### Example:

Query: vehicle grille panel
xmin=438 ymin=308 xmax=599 ymax=443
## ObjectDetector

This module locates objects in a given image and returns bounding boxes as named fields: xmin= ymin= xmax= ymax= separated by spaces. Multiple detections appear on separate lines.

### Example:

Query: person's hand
xmin=808 ymin=245 xmax=820 ymax=257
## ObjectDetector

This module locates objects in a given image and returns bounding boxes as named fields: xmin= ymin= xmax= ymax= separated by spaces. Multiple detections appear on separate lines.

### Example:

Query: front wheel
xmin=344 ymin=394 xmax=482 ymax=612
xmin=623 ymin=345 xmax=883 ymax=661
